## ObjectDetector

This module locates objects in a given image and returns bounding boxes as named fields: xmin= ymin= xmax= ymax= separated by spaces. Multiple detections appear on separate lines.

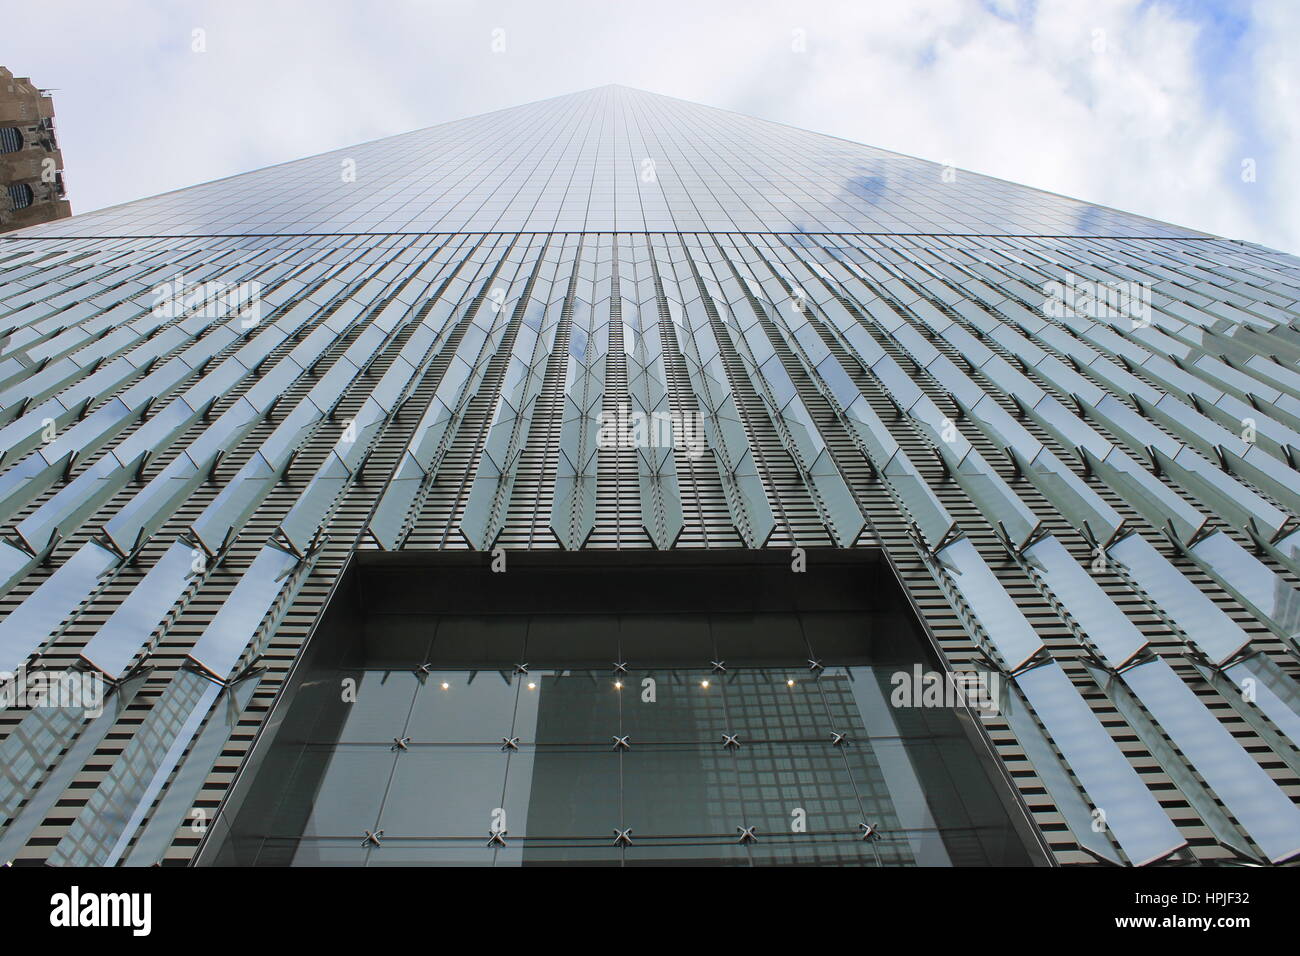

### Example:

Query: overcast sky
xmin=9 ymin=0 xmax=1297 ymax=253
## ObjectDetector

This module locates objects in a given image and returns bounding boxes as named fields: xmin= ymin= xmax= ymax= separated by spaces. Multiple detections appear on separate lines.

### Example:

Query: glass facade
xmin=265 ymin=665 xmax=1019 ymax=867
xmin=0 ymin=86 xmax=1297 ymax=868
xmin=11 ymin=86 xmax=1202 ymax=239
xmin=206 ymin=555 xmax=1036 ymax=866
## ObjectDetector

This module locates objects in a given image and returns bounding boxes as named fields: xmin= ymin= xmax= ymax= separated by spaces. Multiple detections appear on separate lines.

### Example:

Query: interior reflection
xmin=201 ymin=551 xmax=1043 ymax=866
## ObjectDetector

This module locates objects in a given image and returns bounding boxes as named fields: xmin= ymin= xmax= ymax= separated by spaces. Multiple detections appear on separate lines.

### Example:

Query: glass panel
xmin=1188 ymin=531 xmax=1300 ymax=638
xmin=1107 ymin=534 xmax=1251 ymax=666
xmin=507 ymin=749 xmax=622 ymax=840
xmin=405 ymin=669 xmax=522 ymax=745
xmin=1124 ymin=659 xmax=1300 ymax=864
xmin=333 ymin=671 xmax=422 ymax=744
xmin=378 ymin=748 xmax=510 ymax=838
xmin=80 ymin=540 xmax=194 ymax=678
xmin=186 ymin=544 xmax=298 ymax=679
xmin=621 ymin=745 xmax=744 ymax=838
xmin=0 ymin=541 xmax=116 ymax=673
xmin=292 ymin=749 xmax=393 ymax=840
xmin=1225 ymin=656 xmax=1300 ymax=744
xmin=935 ymin=538 xmax=1044 ymax=671
xmin=1090 ymin=663 xmax=1254 ymax=860
xmin=1022 ymin=536 xmax=1147 ymax=668
xmin=1016 ymin=661 xmax=1185 ymax=866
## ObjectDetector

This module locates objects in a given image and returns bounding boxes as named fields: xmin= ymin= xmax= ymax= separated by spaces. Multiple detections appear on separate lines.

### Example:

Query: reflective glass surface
xmin=12 ymin=87 xmax=1203 ymax=239
xmin=2 ymin=82 xmax=1298 ymax=869
xmin=207 ymin=556 xmax=1036 ymax=866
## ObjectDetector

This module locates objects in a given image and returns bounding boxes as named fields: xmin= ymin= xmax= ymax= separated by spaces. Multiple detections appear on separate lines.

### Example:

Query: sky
xmin=9 ymin=0 xmax=1298 ymax=253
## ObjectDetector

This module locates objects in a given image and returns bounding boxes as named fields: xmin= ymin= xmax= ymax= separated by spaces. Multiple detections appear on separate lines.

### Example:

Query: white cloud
xmin=7 ymin=0 xmax=1297 ymax=252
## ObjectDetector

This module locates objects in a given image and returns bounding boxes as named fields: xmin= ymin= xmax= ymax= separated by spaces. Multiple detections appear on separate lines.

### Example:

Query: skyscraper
xmin=0 ymin=85 xmax=1297 ymax=867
